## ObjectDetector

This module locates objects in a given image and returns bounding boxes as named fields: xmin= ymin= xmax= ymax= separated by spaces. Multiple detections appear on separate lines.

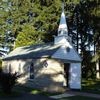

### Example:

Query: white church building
xmin=2 ymin=3 xmax=82 ymax=92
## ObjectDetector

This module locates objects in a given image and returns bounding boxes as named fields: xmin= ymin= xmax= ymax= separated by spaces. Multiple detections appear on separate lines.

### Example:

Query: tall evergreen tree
xmin=68 ymin=0 xmax=99 ymax=78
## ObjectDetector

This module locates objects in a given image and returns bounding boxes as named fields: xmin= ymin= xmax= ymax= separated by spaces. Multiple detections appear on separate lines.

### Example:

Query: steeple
xmin=58 ymin=1 xmax=68 ymax=36
xmin=54 ymin=1 xmax=69 ymax=44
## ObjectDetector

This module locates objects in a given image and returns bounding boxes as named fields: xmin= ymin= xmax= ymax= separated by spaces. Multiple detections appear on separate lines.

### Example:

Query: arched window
xmin=30 ymin=63 xmax=34 ymax=79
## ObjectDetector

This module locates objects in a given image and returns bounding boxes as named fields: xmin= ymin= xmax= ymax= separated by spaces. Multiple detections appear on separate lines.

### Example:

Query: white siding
xmin=69 ymin=63 xmax=81 ymax=89
xmin=52 ymin=45 xmax=81 ymax=62
xmin=2 ymin=59 xmax=81 ymax=90
xmin=2 ymin=58 xmax=66 ymax=87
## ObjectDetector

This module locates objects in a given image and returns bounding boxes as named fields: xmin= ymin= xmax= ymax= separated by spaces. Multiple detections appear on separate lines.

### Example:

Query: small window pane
xmin=30 ymin=63 xmax=34 ymax=79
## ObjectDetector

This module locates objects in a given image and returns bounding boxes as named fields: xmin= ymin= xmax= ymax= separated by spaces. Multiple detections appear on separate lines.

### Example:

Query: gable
xmin=52 ymin=42 xmax=82 ymax=62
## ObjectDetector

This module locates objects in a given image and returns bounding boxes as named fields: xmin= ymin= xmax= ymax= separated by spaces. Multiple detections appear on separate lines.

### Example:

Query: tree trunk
xmin=95 ymin=39 xmax=100 ymax=79
xmin=96 ymin=60 xmax=100 ymax=79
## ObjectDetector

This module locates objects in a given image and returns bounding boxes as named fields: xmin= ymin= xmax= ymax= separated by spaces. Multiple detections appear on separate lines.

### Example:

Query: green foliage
xmin=82 ymin=50 xmax=96 ymax=79
xmin=0 ymin=0 xmax=80 ymax=48
xmin=92 ymin=51 xmax=100 ymax=62
xmin=0 ymin=72 xmax=18 ymax=94
xmin=68 ymin=0 xmax=100 ymax=78
xmin=14 ymin=24 xmax=44 ymax=48
xmin=82 ymin=79 xmax=100 ymax=94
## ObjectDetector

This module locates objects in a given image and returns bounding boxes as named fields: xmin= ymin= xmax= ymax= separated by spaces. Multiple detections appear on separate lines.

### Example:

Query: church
xmin=2 ymin=3 xmax=82 ymax=92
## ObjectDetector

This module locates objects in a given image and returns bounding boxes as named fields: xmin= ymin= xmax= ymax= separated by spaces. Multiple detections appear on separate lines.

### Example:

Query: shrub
xmin=0 ymin=72 xmax=18 ymax=94
xmin=0 ymin=59 xmax=2 ymax=72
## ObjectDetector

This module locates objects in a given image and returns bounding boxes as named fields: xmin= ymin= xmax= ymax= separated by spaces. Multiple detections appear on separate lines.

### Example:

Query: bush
xmin=0 ymin=59 xmax=2 ymax=72
xmin=0 ymin=72 xmax=18 ymax=94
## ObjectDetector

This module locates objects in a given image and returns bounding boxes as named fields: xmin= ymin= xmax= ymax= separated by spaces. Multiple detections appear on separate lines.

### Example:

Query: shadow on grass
xmin=60 ymin=96 xmax=100 ymax=100
xmin=13 ymin=84 xmax=62 ymax=96
xmin=0 ymin=90 xmax=22 ymax=98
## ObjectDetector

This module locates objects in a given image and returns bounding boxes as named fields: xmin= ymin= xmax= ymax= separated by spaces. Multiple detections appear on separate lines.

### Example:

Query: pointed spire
xmin=58 ymin=1 xmax=68 ymax=36
xmin=62 ymin=0 xmax=64 ymax=12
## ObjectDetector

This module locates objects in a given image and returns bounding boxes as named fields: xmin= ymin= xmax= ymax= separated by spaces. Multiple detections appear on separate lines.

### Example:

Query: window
xmin=30 ymin=63 xmax=34 ymax=79
xmin=59 ymin=30 xmax=67 ymax=35
xmin=42 ymin=60 xmax=48 ymax=68
xmin=66 ymin=47 xmax=70 ymax=52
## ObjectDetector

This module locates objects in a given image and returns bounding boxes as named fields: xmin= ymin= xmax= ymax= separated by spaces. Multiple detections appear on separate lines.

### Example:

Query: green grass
xmin=60 ymin=96 xmax=100 ymax=100
xmin=13 ymin=84 xmax=33 ymax=92
xmin=0 ymin=78 xmax=100 ymax=98
xmin=0 ymin=86 xmax=22 ymax=97
xmin=13 ymin=84 xmax=61 ymax=96
xmin=81 ymin=79 xmax=100 ymax=94
xmin=0 ymin=90 xmax=21 ymax=97
xmin=13 ymin=79 xmax=100 ymax=96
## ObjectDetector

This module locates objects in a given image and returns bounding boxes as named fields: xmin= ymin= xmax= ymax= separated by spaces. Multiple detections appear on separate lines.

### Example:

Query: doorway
xmin=64 ymin=63 xmax=70 ymax=88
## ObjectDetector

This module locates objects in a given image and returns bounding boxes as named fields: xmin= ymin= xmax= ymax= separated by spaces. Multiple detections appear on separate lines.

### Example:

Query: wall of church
xmin=2 ymin=59 xmax=32 ymax=83
xmin=2 ymin=58 xmax=66 ymax=92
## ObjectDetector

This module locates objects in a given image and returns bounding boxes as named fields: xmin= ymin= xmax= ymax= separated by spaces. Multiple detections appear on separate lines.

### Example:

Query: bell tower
xmin=54 ymin=1 xmax=70 ymax=44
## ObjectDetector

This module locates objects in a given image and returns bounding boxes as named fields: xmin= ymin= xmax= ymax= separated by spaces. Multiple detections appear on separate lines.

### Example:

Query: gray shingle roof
xmin=3 ymin=43 xmax=61 ymax=61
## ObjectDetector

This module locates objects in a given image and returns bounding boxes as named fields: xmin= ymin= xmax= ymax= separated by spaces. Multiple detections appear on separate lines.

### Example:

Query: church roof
xmin=0 ymin=52 xmax=3 ymax=57
xmin=59 ymin=10 xmax=68 ymax=30
xmin=3 ymin=42 xmax=82 ymax=62
xmin=3 ymin=43 xmax=61 ymax=60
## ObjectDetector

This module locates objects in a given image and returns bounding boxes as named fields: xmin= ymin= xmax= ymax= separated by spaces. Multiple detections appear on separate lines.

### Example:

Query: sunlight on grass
xmin=82 ymin=79 xmax=100 ymax=88
xmin=82 ymin=79 xmax=96 ymax=86
xmin=81 ymin=79 xmax=100 ymax=94
xmin=30 ymin=90 xmax=41 ymax=94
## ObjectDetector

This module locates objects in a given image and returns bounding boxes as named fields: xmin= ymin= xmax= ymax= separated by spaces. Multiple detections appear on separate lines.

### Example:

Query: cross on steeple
xmin=62 ymin=0 xmax=64 ymax=12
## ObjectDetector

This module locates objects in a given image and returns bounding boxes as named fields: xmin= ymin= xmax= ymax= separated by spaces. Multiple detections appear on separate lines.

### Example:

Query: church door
xmin=64 ymin=63 xmax=70 ymax=88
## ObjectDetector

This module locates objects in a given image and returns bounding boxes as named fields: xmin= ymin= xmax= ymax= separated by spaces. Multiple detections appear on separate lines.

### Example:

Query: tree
xmin=13 ymin=0 xmax=61 ymax=47
xmin=88 ymin=0 xmax=100 ymax=79
xmin=0 ymin=0 xmax=15 ymax=52
xmin=15 ymin=24 xmax=44 ymax=47
xmin=68 ymin=0 xmax=100 ymax=78
xmin=0 ymin=72 xmax=18 ymax=94
xmin=0 ymin=0 xmax=61 ymax=49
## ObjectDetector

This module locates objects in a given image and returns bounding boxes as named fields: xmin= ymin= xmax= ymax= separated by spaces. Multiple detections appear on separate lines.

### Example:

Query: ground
xmin=60 ymin=96 xmax=100 ymax=100
xmin=81 ymin=79 xmax=100 ymax=94
xmin=0 ymin=79 xmax=100 ymax=100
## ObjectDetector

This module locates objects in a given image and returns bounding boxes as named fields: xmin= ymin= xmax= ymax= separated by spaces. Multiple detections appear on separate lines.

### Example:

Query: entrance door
xmin=69 ymin=63 xmax=81 ymax=89
xmin=64 ymin=63 xmax=70 ymax=88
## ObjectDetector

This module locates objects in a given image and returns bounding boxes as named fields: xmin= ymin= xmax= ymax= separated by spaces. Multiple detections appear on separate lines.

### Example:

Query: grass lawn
xmin=0 ymin=89 xmax=21 ymax=97
xmin=81 ymin=79 xmax=100 ymax=94
xmin=12 ymin=79 xmax=100 ymax=96
xmin=0 ymin=86 xmax=22 ymax=97
xmin=60 ymin=96 xmax=100 ymax=100
xmin=0 ymin=79 xmax=100 ymax=98
xmin=13 ymin=84 xmax=61 ymax=96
